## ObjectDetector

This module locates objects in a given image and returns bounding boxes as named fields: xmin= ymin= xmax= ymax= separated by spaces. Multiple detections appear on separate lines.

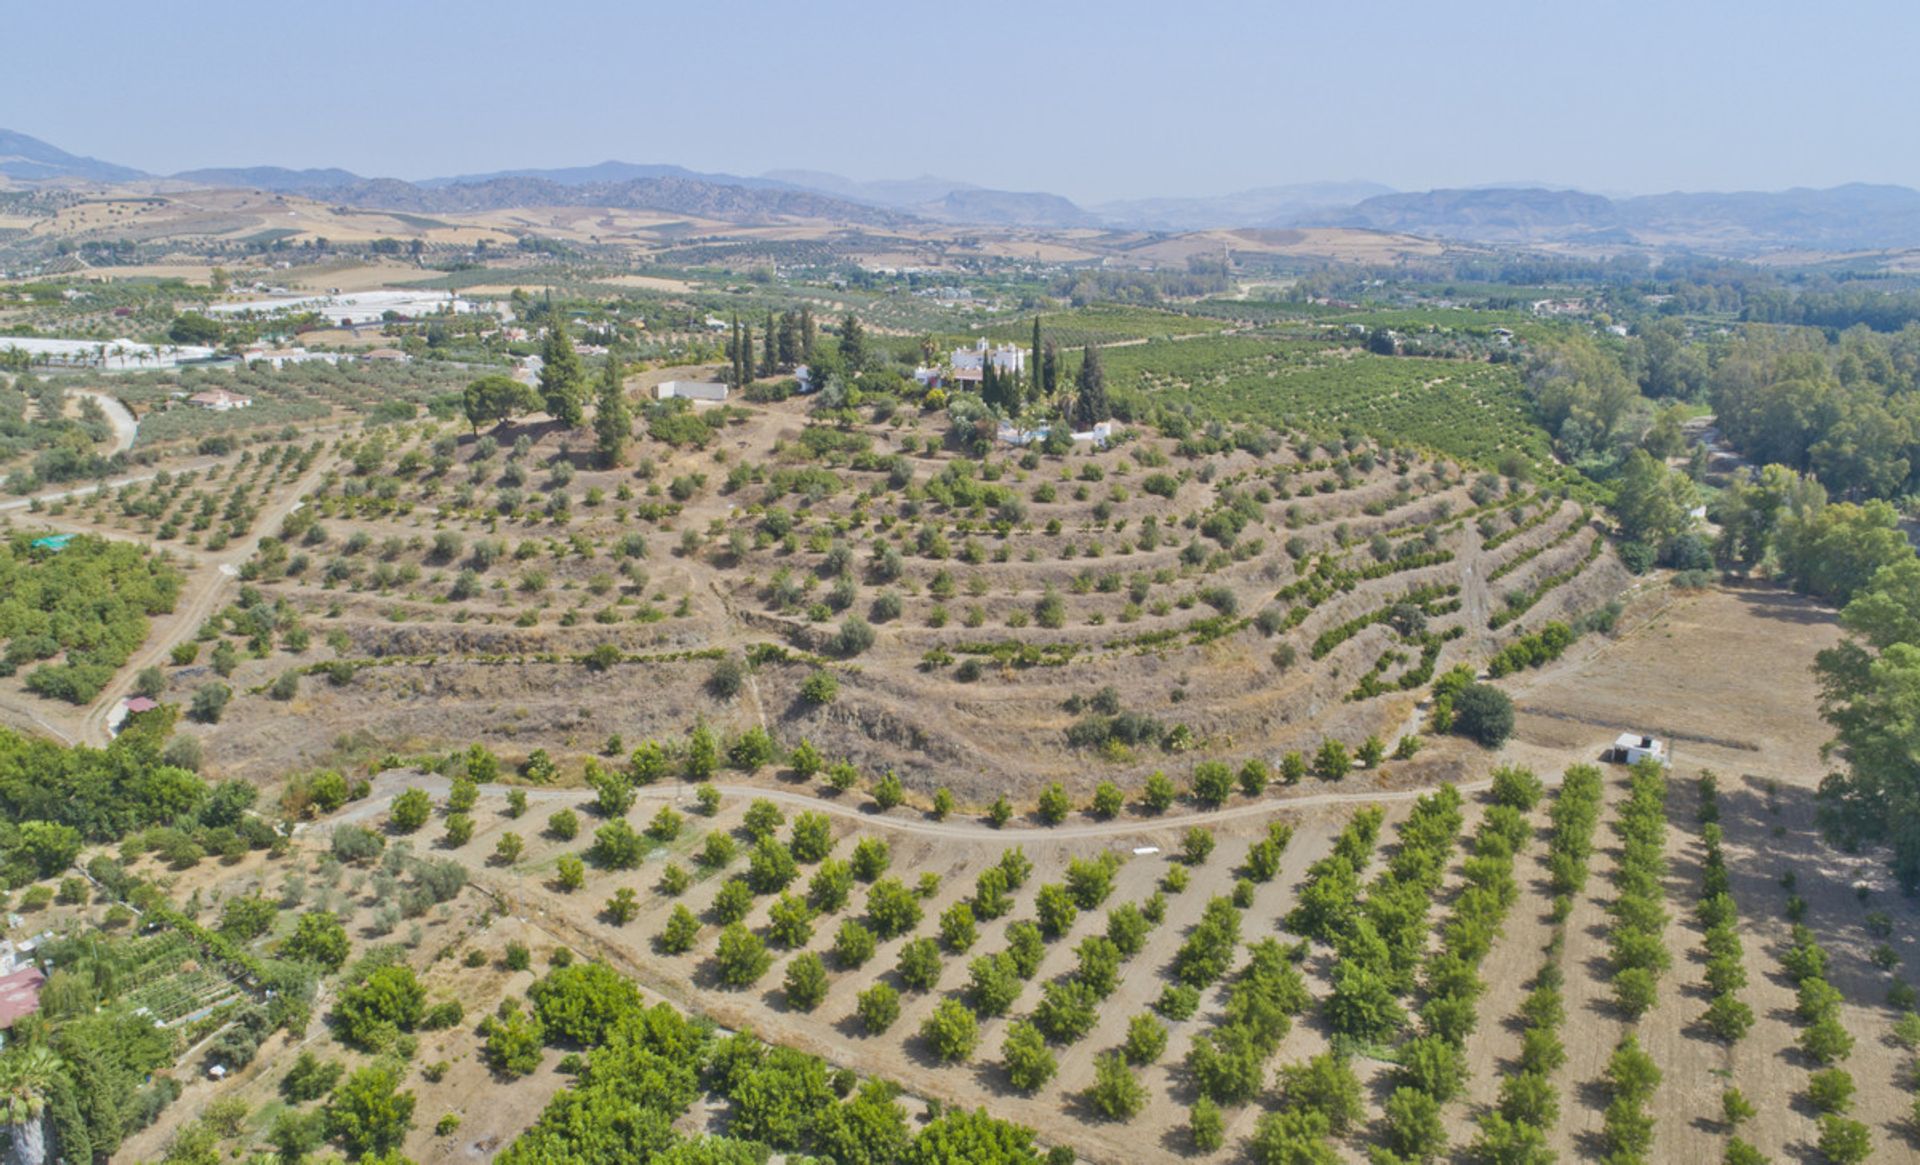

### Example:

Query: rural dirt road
xmin=70 ymin=390 xmax=138 ymax=454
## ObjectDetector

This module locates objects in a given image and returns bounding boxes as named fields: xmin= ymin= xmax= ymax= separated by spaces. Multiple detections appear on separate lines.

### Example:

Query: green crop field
xmin=1104 ymin=336 xmax=1554 ymax=471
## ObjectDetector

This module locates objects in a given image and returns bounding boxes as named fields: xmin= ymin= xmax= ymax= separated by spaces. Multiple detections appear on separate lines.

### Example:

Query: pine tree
xmin=593 ymin=355 xmax=632 ymax=467
xmin=538 ymin=315 xmax=585 ymax=427
xmin=1073 ymin=344 xmax=1110 ymax=431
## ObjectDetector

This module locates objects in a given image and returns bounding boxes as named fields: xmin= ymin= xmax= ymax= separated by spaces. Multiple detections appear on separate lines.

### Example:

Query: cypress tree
xmin=1042 ymin=340 xmax=1059 ymax=399
xmin=839 ymin=312 xmax=865 ymax=372
xmin=741 ymin=321 xmax=755 ymax=385
xmin=593 ymin=355 xmax=632 ymax=467
xmin=1031 ymin=316 xmax=1043 ymax=404
xmin=730 ymin=315 xmax=743 ymax=387
xmin=777 ymin=311 xmax=800 ymax=368
xmin=1073 ymin=344 xmax=1110 ymax=431
xmin=801 ymin=307 xmax=816 ymax=362
xmin=764 ymin=311 xmax=777 ymax=374
xmin=538 ymin=314 xmax=585 ymax=426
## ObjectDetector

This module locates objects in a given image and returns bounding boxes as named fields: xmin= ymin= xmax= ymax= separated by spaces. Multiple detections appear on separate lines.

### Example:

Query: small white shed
xmin=656 ymin=380 xmax=729 ymax=402
xmin=1612 ymin=733 xmax=1668 ymax=766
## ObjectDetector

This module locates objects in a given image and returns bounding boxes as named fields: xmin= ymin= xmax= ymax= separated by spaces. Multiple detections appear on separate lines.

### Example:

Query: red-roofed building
xmin=124 ymin=697 xmax=159 ymax=714
xmin=0 ymin=966 xmax=45 ymax=1029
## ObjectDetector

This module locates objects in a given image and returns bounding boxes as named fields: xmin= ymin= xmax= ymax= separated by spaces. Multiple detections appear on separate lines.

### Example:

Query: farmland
xmin=0 ymin=246 xmax=1911 ymax=1165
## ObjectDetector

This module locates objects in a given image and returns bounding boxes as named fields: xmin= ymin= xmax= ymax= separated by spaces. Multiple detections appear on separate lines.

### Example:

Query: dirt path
xmin=69 ymin=389 xmax=138 ymax=454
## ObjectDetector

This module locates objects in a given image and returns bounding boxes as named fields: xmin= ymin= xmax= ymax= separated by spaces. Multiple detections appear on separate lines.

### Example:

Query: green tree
xmin=920 ymin=998 xmax=978 ymax=1062
xmin=0 ymin=1046 xmax=62 ymax=1165
xmin=603 ymin=887 xmax=640 ymax=925
xmin=839 ymin=313 xmax=867 ymax=372
xmin=1001 ymin=1020 xmax=1055 ymax=1092
xmin=1189 ymin=1096 xmax=1224 ymax=1152
xmin=784 ymin=952 xmax=829 ymax=1011
xmin=1036 ymin=782 xmax=1071 ymax=824
xmin=1276 ymin=1052 xmax=1364 ymax=1134
xmin=1072 ymin=345 xmax=1110 ymax=431
xmin=463 ymin=374 xmax=539 ymax=433
xmin=388 ymin=788 xmax=431 ymax=833
xmin=1451 ymin=683 xmax=1515 ymax=748
xmin=1124 ymin=1013 xmax=1168 ymax=1064
xmin=479 ymin=998 xmax=545 ymax=1078
xmin=539 ymin=316 xmax=586 ymax=426
xmin=1314 ymin=738 xmax=1350 ymax=781
xmin=280 ymin=910 xmax=349 ymax=971
xmin=897 ymin=937 xmax=943 ymax=991
xmin=715 ymin=922 xmax=771 ymax=987
xmin=656 ymin=905 xmax=699 ymax=954
xmin=1382 ymin=1086 xmax=1447 ymax=1162
xmin=1613 ymin=448 xmax=1697 ymax=548
xmin=857 ymin=982 xmax=900 ymax=1033
xmin=324 ymin=1065 xmax=415 ymax=1159
xmin=1087 ymin=1050 xmax=1147 ymax=1120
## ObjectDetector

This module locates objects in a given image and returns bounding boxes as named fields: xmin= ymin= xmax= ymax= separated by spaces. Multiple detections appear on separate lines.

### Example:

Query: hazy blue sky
xmin=7 ymin=0 xmax=1910 ymax=203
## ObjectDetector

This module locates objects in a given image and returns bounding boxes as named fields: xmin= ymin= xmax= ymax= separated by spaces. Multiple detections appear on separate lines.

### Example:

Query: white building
xmin=1612 ymin=733 xmax=1668 ymax=766
xmin=188 ymin=389 xmax=253 ymax=411
xmin=950 ymin=337 xmax=1025 ymax=386
xmin=656 ymin=380 xmax=729 ymax=402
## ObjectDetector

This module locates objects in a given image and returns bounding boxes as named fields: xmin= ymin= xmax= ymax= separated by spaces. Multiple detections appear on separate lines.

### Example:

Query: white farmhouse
xmin=188 ymin=389 xmax=253 ymax=411
xmin=949 ymin=337 xmax=1025 ymax=387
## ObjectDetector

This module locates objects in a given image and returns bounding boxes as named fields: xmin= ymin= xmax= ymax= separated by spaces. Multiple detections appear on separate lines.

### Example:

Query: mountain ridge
xmin=8 ymin=127 xmax=1920 ymax=249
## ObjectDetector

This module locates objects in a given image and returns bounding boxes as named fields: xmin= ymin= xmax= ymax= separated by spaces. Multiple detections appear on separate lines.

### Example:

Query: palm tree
xmin=0 ymin=1046 xmax=63 ymax=1165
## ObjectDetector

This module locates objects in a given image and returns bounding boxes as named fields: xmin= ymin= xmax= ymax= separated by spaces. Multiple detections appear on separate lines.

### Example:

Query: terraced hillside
xmin=87 ymin=393 xmax=1632 ymax=799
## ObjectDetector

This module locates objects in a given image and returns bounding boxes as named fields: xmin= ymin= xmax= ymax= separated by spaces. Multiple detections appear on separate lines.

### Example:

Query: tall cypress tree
xmin=1042 ymin=340 xmax=1059 ymax=399
xmin=538 ymin=315 xmax=585 ymax=427
xmin=741 ymin=321 xmax=755 ymax=385
xmin=801 ymin=307 xmax=816 ymax=362
xmin=777 ymin=311 xmax=800 ymax=368
xmin=839 ymin=312 xmax=865 ymax=372
xmin=593 ymin=354 xmax=632 ymax=467
xmin=1073 ymin=344 xmax=1109 ymax=431
xmin=1030 ymin=316 xmax=1043 ymax=405
xmin=730 ymin=315 xmax=743 ymax=387
xmin=764 ymin=311 xmax=777 ymax=374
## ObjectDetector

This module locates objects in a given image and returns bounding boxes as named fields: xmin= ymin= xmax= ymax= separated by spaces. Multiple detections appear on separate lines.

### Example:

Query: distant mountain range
xmin=1296 ymin=183 xmax=1920 ymax=251
xmin=7 ymin=127 xmax=1920 ymax=253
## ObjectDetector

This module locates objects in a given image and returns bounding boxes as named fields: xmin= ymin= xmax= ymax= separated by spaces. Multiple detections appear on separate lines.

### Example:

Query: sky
xmin=5 ymin=0 xmax=1913 ymax=204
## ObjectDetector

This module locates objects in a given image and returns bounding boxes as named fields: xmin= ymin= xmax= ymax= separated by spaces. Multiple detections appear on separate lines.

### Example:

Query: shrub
xmin=190 ymin=682 xmax=232 ymax=724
